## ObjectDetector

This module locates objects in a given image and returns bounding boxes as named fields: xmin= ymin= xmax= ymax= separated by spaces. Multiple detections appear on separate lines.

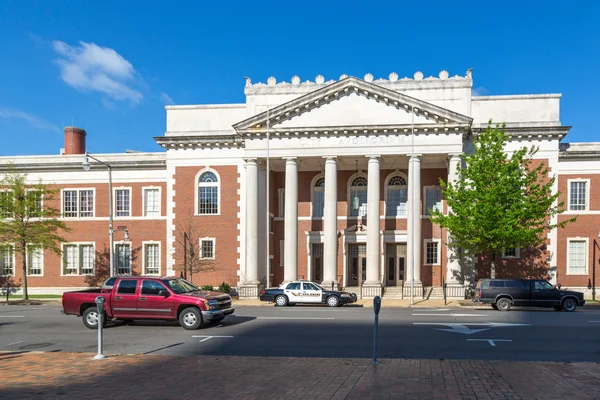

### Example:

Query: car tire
xmin=562 ymin=298 xmax=577 ymax=312
xmin=82 ymin=307 xmax=106 ymax=329
xmin=326 ymin=295 xmax=340 ymax=307
xmin=179 ymin=307 xmax=202 ymax=330
xmin=496 ymin=298 xmax=512 ymax=311
xmin=275 ymin=295 xmax=288 ymax=307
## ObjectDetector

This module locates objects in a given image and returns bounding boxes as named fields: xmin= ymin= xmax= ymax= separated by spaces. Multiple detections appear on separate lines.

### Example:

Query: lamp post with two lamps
xmin=82 ymin=152 xmax=129 ymax=277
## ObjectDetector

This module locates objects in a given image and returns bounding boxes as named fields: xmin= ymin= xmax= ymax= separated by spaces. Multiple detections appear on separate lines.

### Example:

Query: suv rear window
xmin=489 ymin=281 xmax=505 ymax=288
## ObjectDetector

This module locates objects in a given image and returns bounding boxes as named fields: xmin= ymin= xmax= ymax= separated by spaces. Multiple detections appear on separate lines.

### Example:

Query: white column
xmin=406 ymin=158 xmax=414 ymax=286
xmin=446 ymin=154 xmax=463 ymax=294
xmin=323 ymin=156 xmax=338 ymax=286
xmin=258 ymin=164 xmax=267 ymax=283
xmin=284 ymin=158 xmax=298 ymax=282
xmin=365 ymin=156 xmax=381 ymax=284
xmin=245 ymin=159 xmax=259 ymax=284
xmin=409 ymin=155 xmax=422 ymax=286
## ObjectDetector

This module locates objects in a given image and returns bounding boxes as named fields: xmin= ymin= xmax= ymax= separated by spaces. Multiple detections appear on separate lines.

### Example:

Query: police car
xmin=259 ymin=280 xmax=358 ymax=307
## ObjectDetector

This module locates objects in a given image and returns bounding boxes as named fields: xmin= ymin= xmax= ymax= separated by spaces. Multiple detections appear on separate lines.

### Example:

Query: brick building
xmin=1 ymin=70 xmax=598 ymax=299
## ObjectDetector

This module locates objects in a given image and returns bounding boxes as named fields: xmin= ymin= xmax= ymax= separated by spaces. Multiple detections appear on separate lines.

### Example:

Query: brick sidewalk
xmin=1 ymin=352 xmax=599 ymax=399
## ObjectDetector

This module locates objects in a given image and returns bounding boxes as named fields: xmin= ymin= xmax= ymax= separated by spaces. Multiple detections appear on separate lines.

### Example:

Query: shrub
xmin=200 ymin=284 xmax=214 ymax=291
xmin=218 ymin=282 xmax=231 ymax=293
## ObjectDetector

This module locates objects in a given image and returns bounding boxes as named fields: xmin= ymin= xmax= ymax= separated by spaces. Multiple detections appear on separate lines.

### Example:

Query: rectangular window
xmin=425 ymin=241 xmax=439 ymax=265
xmin=144 ymin=243 xmax=160 ymax=275
xmin=425 ymin=188 xmax=442 ymax=216
xmin=27 ymin=245 xmax=43 ymax=276
xmin=144 ymin=188 xmax=160 ymax=217
xmin=502 ymin=247 xmax=520 ymax=258
xmin=115 ymin=189 xmax=130 ymax=217
xmin=567 ymin=239 xmax=587 ymax=275
xmin=62 ymin=189 xmax=94 ymax=218
xmin=387 ymin=188 xmax=407 ymax=216
xmin=0 ymin=191 xmax=13 ymax=218
xmin=116 ymin=243 xmax=131 ymax=275
xmin=569 ymin=181 xmax=587 ymax=211
xmin=0 ymin=245 xmax=14 ymax=276
xmin=313 ymin=189 xmax=324 ymax=217
xmin=200 ymin=239 xmax=215 ymax=260
xmin=350 ymin=190 xmax=368 ymax=217
xmin=278 ymin=189 xmax=285 ymax=217
xmin=62 ymin=243 xmax=95 ymax=275
xmin=198 ymin=187 xmax=218 ymax=214
xmin=26 ymin=190 xmax=43 ymax=217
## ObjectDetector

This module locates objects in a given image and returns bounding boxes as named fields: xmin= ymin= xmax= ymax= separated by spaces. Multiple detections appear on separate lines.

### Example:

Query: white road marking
xmin=412 ymin=313 xmax=488 ymax=317
xmin=191 ymin=335 xmax=234 ymax=342
xmin=467 ymin=339 xmax=512 ymax=347
xmin=276 ymin=309 xmax=349 ymax=312
xmin=435 ymin=324 xmax=490 ymax=335
xmin=257 ymin=317 xmax=335 ymax=320
xmin=413 ymin=322 xmax=531 ymax=335
xmin=589 ymin=321 xmax=600 ymax=323
xmin=6 ymin=341 xmax=24 ymax=346
xmin=412 ymin=308 xmax=450 ymax=311
xmin=0 ymin=316 xmax=24 ymax=318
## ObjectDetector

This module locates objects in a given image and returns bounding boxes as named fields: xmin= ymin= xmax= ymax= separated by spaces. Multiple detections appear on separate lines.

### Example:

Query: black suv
xmin=474 ymin=279 xmax=585 ymax=312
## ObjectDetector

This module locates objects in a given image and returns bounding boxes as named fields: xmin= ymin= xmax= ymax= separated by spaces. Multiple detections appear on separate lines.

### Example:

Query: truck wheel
xmin=179 ymin=307 xmax=202 ymax=330
xmin=275 ymin=295 xmax=288 ymax=307
xmin=326 ymin=295 xmax=340 ymax=307
xmin=82 ymin=307 xmax=106 ymax=329
xmin=562 ymin=298 xmax=577 ymax=312
xmin=496 ymin=298 xmax=512 ymax=311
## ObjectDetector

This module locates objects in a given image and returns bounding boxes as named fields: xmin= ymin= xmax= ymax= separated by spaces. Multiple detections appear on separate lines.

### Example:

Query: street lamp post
xmin=82 ymin=152 xmax=115 ymax=277
xmin=593 ymin=231 xmax=599 ymax=301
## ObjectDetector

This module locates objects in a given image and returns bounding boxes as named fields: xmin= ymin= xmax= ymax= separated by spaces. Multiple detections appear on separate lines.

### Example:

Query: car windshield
xmin=162 ymin=278 xmax=199 ymax=294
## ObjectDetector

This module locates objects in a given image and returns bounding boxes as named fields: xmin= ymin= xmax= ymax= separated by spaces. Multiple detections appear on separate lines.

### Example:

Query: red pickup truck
xmin=62 ymin=276 xmax=234 ymax=330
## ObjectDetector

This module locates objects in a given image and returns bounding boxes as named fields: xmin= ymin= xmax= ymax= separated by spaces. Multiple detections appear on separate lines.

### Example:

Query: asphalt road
xmin=1 ymin=304 xmax=599 ymax=362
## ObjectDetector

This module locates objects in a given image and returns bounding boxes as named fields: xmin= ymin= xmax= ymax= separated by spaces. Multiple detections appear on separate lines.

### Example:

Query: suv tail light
xmin=260 ymin=289 xmax=265 ymax=295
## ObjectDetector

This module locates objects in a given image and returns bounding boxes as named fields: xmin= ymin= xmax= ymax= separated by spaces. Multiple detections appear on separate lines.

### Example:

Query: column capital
xmin=409 ymin=154 xmax=422 ymax=161
xmin=365 ymin=155 xmax=381 ymax=160
xmin=283 ymin=157 xmax=298 ymax=163
xmin=322 ymin=156 xmax=338 ymax=160
xmin=448 ymin=153 xmax=462 ymax=160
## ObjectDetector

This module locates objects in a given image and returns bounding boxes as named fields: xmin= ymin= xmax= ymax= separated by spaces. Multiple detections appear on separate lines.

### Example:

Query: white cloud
xmin=160 ymin=92 xmax=175 ymax=105
xmin=0 ymin=108 xmax=61 ymax=133
xmin=52 ymin=40 xmax=143 ymax=104
xmin=472 ymin=87 xmax=489 ymax=96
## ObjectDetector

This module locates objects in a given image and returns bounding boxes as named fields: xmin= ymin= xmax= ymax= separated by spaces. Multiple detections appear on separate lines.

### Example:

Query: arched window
xmin=198 ymin=171 xmax=219 ymax=214
xmin=312 ymin=176 xmax=325 ymax=217
xmin=349 ymin=176 xmax=368 ymax=217
xmin=387 ymin=175 xmax=407 ymax=216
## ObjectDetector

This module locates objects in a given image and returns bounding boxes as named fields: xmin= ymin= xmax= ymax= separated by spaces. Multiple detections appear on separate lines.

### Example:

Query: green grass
xmin=3 ymin=294 xmax=63 ymax=299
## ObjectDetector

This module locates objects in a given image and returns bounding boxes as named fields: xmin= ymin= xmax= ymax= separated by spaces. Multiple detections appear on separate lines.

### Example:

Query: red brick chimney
xmin=63 ymin=126 xmax=86 ymax=155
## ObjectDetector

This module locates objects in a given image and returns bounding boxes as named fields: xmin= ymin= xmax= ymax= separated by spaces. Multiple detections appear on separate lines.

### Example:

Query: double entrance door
xmin=348 ymin=244 xmax=367 ymax=286
xmin=386 ymin=243 xmax=406 ymax=287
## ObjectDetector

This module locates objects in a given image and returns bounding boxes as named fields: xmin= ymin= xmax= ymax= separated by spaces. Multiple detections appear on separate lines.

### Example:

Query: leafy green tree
xmin=430 ymin=121 xmax=575 ymax=279
xmin=0 ymin=167 xmax=70 ymax=299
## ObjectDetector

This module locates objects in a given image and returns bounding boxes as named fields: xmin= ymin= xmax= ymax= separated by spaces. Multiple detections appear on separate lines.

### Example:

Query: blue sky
xmin=0 ymin=0 xmax=598 ymax=156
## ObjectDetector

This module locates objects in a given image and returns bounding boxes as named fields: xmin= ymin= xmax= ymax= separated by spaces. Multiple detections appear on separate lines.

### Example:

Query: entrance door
xmin=112 ymin=279 xmax=139 ymax=319
xmin=386 ymin=244 xmax=407 ymax=286
xmin=312 ymin=243 xmax=323 ymax=283
xmin=138 ymin=280 xmax=174 ymax=319
xmin=347 ymin=244 xmax=366 ymax=286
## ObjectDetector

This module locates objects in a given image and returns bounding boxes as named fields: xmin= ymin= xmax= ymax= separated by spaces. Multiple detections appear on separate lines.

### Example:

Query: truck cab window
xmin=117 ymin=280 xmax=137 ymax=294
xmin=142 ymin=280 xmax=167 ymax=296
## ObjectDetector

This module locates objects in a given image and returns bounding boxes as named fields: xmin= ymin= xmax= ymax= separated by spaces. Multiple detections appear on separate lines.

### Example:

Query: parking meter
xmin=93 ymin=296 xmax=106 ymax=360
xmin=372 ymin=296 xmax=381 ymax=364
xmin=373 ymin=296 xmax=381 ymax=315
xmin=95 ymin=296 xmax=105 ymax=314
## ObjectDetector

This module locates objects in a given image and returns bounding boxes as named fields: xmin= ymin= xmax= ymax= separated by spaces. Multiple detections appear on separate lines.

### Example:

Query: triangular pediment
xmin=233 ymin=76 xmax=472 ymax=133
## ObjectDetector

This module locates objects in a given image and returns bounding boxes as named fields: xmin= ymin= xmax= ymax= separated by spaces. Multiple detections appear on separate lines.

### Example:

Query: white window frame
xmin=25 ymin=189 xmax=44 ymax=217
xmin=502 ymin=247 xmax=521 ymax=259
xmin=142 ymin=241 xmax=161 ymax=276
xmin=195 ymin=168 xmax=221 ymax=216
xmin=278 ymin=188 xmax=285 ymax=217
xmin=142 ymin=186 xmax=162 ymax=217
xmin=26 ymin=244 xmax=44 ymax=276
xmin=423 ymin=186 xmax=443 ymax=216
xmin=114 ymin=242 xmax=132 ymax=275
xmin=0 ymin=244 xmax=15 ymax=276
xmin=279 ymin=240 xmax=284 ymax=266
xmin=567 ymin=179 xmax=590 ymax=212
xmin=384 ymin=172 xmax=408 ymax=217
xmin=199 ymin=237 xmax=216 ymax=260
xmin=566 ymin=237 xmax=588 ymax=275
xmin=61 ymin=188 xmax=96 ymax=218
xmin=347 ymin=172 xmax=368 ymax=217
xmin=311 ymin=174 xmax=325 ymax=218
xmin=0 ymin=190 xmax=13 ymax=219
xmin=61 ymin=242 xmax=96 ymax=276
xmin=423 ymin=239 xmax=441 ymax=265
xmin=114 ymin=187 xmax=132 ymax=218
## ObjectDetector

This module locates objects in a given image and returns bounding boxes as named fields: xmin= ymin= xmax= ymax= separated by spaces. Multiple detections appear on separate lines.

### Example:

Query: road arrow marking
xmin=192 ymin=335 xmax=234 ymax=342
xmin=467 ymin=339 xmax=512 ymax=347
xmin=413 ymin=322 xmax=531 ymax=335
xmin=434 ymin=324 xmax=490 ymax=335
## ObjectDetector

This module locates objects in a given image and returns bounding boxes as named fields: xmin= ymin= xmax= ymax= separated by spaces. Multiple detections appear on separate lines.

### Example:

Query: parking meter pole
xmin=93 ymin=296 xmax=107 ymax=360
xmin=443 ymin=282 xmax=447 ymax=306
xmin=372 ymin=296 xmax=381 ymax=365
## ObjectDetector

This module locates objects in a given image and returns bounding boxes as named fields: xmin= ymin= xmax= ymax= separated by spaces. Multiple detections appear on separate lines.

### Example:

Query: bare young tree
xmin=174 ymin=211 xmax=216 ymax=284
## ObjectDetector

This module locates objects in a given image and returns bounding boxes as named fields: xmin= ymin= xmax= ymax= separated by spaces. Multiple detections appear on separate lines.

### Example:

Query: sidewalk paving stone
xmin=1 ymin=351 xmax=599 ymax=399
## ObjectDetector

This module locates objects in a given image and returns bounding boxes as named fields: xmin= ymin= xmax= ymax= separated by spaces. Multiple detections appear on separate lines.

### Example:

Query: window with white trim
xmin=502 ymin=247 xmax=520 ymax=258
xmin=27 ymin=245 xmax=43 ymax=276
xmin=200 ymin=238 xmax=215 ymax=260
xmin=278 ymin=189 xmax=285 ymax=217
xmin=424 ymin=240 xmax=440 ymax=265
xmin=349 ymin=176 xmax=368 ymax=217
xmin=569 ymin=181 xmax=587 ymax=211
xmin=313 ymin=177 xmax=325 ymax=217
xmin=425 ymin=187 xmax=442 ymax=216
xmin=62 ymin=243 xmax=95 ymax=275
xmin=62 ymin=189 xmax=94 ymax=218
xmin=115 ymin=243 xmax=131 ymax=275
xmin=115 ymin=189 xmax=130 ymax=217
xmin=198 ymin=172 xmax=219 ymax=214
xmin=144 ymin=188 xmax=160 ymax=217
xmin=0 ymin=245 xmax=14 ymax=276
xmin=144 ymin=243 xmax=160 ymax=275
xmin=26 ymin=190 xmax=43 ymax=217
xmin=567 ymin=239 xmax=587 ymax=275
xmin=387 ymin=175 xmax=407 ymax=216
xmin=0 ymin=191 xmax=12 ymax=218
